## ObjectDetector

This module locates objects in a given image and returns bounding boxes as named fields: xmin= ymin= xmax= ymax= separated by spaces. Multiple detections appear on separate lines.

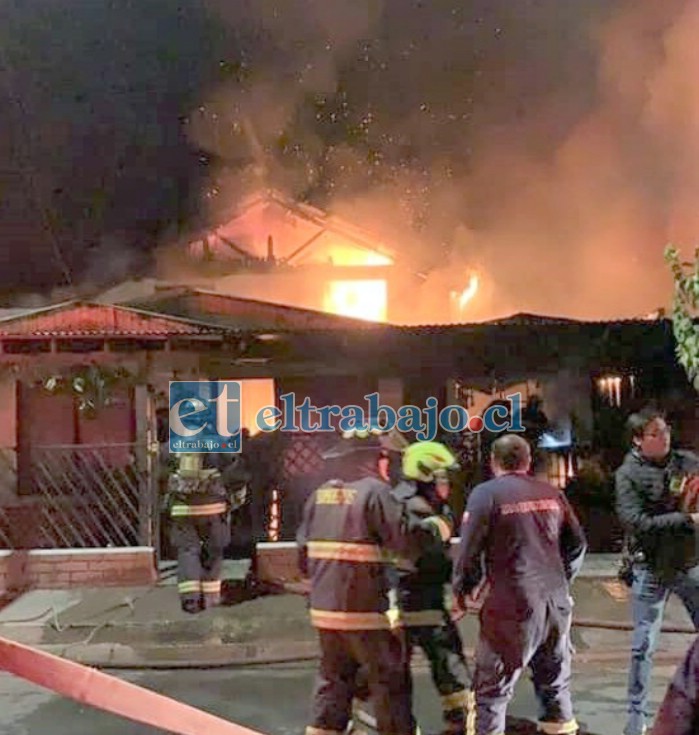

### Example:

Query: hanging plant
xmin=42 ymin=364 xmax=137 ymax=418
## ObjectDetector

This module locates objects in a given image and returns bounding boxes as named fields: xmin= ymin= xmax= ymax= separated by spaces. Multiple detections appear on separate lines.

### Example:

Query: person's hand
xmin=683 ymin=476 xmax=699 ymax=512
xmin=451 ymin=593 xmax=467 ymax=622
xmin=689 ymin=512 xmax=699 ymax=526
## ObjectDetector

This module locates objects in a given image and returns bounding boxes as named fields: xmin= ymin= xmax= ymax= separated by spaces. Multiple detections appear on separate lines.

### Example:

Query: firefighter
xmin=297 ymin=429 xmax=448 ymax=735
xmin=393 ymin=441 xmax=475 ymax=735
xmin=167 ymin=453 xmax=231 ymax=613
xmin=452 ymin=434 xmax=587 ymax=735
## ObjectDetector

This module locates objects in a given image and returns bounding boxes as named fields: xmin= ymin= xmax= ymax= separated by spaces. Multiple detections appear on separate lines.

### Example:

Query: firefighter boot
xmin=424 ymin=690 xmax=476 ymax=735
xmin=177 ymin=579 xmax=203 ymax=614
xmin=201 ymin=579 xmax=222 ymax=609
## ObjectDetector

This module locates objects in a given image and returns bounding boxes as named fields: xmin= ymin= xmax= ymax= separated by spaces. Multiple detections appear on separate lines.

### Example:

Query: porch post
xmin=134 ymin=383 xmax=156 ymax=548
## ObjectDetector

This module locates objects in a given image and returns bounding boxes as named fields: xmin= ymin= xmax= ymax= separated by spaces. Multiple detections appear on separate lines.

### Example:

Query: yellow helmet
xmin=402 ymin=441 xmax=459 ymax=482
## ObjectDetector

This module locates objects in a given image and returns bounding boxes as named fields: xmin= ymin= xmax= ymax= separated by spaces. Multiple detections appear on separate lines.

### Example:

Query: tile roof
xmin=0 ymin=301 xmax=223 ymax=337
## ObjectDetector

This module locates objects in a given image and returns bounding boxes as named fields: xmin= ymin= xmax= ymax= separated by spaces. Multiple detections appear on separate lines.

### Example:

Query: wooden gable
xmin=186 ymin=190 xmax=396 ymax=268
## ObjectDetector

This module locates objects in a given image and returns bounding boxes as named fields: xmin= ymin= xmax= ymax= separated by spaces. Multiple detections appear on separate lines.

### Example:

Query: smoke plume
xmin=3 ymin=0 xmax=699 ymax=323
xmin=177 ymin=0 xmax=699 ymax=322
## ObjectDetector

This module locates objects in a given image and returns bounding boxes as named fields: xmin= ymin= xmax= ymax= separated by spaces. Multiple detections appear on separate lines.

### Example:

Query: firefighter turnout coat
xmin=168 ymin=470 xmax=231 ymax=611
xmin=297 ymin=476 xmax=443 ymax=630
xmin=297 ymin=475 xmax=445 ymax=735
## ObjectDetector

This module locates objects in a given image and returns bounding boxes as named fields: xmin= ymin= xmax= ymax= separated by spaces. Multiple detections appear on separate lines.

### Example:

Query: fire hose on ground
xmin=0 ymin=613 xmax=694 ymax=733
xmin=0 ymin=636 xmax=266 ymax=735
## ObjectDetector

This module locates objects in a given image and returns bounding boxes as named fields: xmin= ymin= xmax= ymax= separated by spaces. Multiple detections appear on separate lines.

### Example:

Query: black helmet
xmin=321 ymin=426 xmax=408 ymax=484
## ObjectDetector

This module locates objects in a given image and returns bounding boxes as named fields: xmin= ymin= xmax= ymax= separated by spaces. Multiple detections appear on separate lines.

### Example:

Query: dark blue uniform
xmin=453 ymin=473 xmax=586 ymax=735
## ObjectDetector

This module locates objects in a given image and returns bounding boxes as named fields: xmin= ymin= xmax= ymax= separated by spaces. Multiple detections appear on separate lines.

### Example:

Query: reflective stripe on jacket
xmin=170 ymin=500 xmax=228 ymax=518
xmin=297 ymin=477 xmax=441 ymax=630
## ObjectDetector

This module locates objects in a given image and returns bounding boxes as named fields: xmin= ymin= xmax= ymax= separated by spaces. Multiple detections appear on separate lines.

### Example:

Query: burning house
xmin=152 ymin=189 xmax=479 ymax=325
xmin=0 ymin=284 xmax=693 ymax=588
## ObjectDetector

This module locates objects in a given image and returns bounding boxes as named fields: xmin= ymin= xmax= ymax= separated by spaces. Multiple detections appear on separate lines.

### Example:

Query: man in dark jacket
xmin=453 ymin=433 xmax=586 ymax=735
xmin=652 ymin=635 xmax=699 ymax=735
xmin=393 ymin=441 xmax=474 ymax=735
xmin=297 ymin=432 xmax=452 ymax=735
xmin=614 ymin=406 xmax=699 ymax=735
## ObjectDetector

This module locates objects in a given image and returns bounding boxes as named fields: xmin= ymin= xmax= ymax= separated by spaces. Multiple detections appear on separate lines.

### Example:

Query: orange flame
xmin=451 ymin=273 xmax=480 ymax=313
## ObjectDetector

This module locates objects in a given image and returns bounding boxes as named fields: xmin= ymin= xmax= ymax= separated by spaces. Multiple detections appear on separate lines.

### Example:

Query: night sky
xmin=1 ymin=1 xmax=696 ymax=317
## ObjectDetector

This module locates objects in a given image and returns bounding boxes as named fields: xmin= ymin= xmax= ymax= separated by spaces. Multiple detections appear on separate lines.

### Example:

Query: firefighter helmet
xmin=322 ymin=425 xmax=408 ymax=460
xmin=176 ymin=452 xmax=219 ymax=479
xmin=402 ymin=441 xmax=460 ymax=483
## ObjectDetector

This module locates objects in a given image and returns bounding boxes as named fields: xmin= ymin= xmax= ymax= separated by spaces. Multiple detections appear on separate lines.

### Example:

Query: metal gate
xmin=0 ymin=443 xmax=156 ymax=549
xmin=275 ymin=433 xmax=333 ymax=541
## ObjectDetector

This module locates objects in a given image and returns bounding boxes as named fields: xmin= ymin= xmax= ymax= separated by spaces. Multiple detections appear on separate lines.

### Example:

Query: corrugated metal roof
xmin=389 ymin=312 xmax=670 ymax=332
xmin=0 ymin=301 xmax=224 ymax=337
xmin=121 ymin=293 xmax=671 ymax=337
xmin=127 ymin=287 xmax=386 ymax=332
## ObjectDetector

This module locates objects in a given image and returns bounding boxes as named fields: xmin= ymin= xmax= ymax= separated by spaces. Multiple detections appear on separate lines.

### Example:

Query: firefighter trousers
xmin=407 ymin=612 xmax=474 ymax=735
xmin=307 ymin=628 xmax=415 ymax=735
xmin=474 ymin=593 xmax=577 ymax=735
xmin=170 ymin=512 xmax=230 ymax=613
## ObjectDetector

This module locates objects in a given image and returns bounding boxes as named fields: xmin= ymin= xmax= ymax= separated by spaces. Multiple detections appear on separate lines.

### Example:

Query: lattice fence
xmin=0 ymin=444 xmax=154 ymax=549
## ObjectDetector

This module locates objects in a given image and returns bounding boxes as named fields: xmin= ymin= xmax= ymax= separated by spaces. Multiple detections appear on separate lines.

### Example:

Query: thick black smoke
xmin=0 ymin=0 xmax=226 ymax=300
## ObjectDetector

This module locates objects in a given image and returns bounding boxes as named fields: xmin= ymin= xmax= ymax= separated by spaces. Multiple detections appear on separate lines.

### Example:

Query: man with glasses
xmin=615 ymin=406 xmax=699 ymax=735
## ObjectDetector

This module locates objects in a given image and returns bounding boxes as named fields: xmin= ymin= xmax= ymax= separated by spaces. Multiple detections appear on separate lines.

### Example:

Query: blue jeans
xmin=625 ymin=565 xmax=699 ymax=735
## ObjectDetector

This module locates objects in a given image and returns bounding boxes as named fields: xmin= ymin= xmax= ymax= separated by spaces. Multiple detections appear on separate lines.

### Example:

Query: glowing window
xmin=324 ymin=280 xmax=387 ymax=322
xmin=239 ymin=379 xmax=275 ymax=436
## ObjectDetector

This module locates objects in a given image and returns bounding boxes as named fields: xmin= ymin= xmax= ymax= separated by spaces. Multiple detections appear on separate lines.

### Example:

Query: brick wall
xmin=256 ymin=542 xmax=301 ymax=583
xmin=255 ymin=540 xmax=462 ymax=584
xmin=0 ymin=547 xmax=157 ymax=592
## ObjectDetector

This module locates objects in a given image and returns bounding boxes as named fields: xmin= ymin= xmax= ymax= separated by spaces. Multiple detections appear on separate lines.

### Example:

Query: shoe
xmin=623 ymin=714 xmax=647 ymax=735
xmin=181 ymin=598 xmax=202 ymax=614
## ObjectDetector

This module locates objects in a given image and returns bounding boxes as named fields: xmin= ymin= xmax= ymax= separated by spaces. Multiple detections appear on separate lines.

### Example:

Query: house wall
xmin=275 ymin=374 xmax=380 ymax=426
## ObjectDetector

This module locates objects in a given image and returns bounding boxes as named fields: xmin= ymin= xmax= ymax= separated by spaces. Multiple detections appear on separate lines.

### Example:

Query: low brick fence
xmin=256 ymin=542 xmax=301 ymax=583
xmin=0 ymin=547 xmax=157 ymax=592
xmin=254 ymin=539 xmax=468 ymax=584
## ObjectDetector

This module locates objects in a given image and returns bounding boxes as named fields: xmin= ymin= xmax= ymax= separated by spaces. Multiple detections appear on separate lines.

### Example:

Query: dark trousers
xmin=170 ymin=513 xmax=230 ymax=612
xmin=407 ymin=612 xmax=474 ymax=734
xmin=625 ymin=565 xmax=699 ymax=735
xmin=308 ymin=629 xmax=414 ymax=735
xmin=474 ymin=592 xmax=577 ymax=735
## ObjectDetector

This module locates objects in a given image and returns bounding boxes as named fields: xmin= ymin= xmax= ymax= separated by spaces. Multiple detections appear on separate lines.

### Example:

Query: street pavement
xmin=0 ymin=555 xmax=695 ymax=733
xmin=0 ymin=566 xmax=694 ymax=668
xmin=0 ymin=658 xmax=679 ymax=735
